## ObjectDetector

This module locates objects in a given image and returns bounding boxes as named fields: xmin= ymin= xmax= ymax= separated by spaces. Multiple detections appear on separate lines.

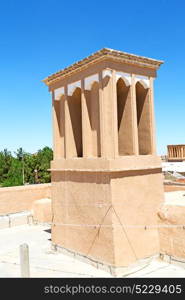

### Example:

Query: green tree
xmin=15 ymin=147 xmax=25 ymax=161
xmin=0 ymin=146 xmax=53 ymax=187
xmin=2 ymin=158 xmax=23 ymax=187
xmin=34 ymin=147 xmax=53 ymax=183
xmin=14 ymin=147 xmax=26 ymax=184
xmin=0 ymin=149 xmax=13 ymax=185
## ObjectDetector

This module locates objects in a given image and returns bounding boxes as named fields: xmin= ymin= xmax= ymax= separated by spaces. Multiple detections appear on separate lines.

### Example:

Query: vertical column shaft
xmin=60 ymin=96 xmax=65 ymax=157
xmin=81 ymin=79 xmax=92 ymax=157
xmin=99 ymin=70 xmax=118 ymax=158
xmin=169 ymin=147 xmax=172 ymax=158
xmin=99 ymin=72 xmax=106 ymax=158
xmin=52 ymin=92 xmax=64 ymax=159
xmin=130 ymin=75 xmax=139 ymax=155
xmin=112 ymin=70 xmax=119 ymax=158
xmin=181 ymin=146 xmax=183 ymax=159
xmin=64 ymin=86 xmax=77 ymax=158
xmin=149 ymin=78 xmax=157 ymax=155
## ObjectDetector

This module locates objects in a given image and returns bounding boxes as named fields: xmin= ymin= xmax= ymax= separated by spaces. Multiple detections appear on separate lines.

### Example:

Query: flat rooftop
xmin=1 ymin=223 xmax=185 ymax=278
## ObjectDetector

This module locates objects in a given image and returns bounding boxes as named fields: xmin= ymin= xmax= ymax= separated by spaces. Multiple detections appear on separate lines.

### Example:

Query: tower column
xmin=99 ymin=71 xmax=105 ymax=158
xmin=112 ymin=70 xmax=119 ymax=158
xmin=81 ymin=79 xmax=92 ymax=157
xmin=149 ymin=77 xmax=157 ymax=155
xmin=171 ymin=147 xmax=173 ymax=158
xmin=52 ymin=93 xmax=64 ymax=159
xmin=181 ymin=146 xmax=183 ymax=159
xmin=130 ymin=75 xmax=139 ymax=155
xmin=64 ymin=86 xmax=76 ymax=158
xmin=99 ymin=70 xmax=118 ymax=158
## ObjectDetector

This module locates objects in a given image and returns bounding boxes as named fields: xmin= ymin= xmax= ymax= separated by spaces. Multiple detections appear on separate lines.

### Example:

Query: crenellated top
xmin=43 ymin=48 xmax=163 ymax=87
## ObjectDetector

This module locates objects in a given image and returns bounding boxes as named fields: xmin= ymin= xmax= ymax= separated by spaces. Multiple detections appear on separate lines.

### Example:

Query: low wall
xmin=158 ymin=191 xmax=185 ymax=260
xmin=0 ymin=183 xmax=51 ymax=215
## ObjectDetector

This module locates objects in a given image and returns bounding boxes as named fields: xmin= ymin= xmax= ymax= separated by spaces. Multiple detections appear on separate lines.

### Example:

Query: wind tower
xmin=43 ymin=48 xmax=164 ymax=275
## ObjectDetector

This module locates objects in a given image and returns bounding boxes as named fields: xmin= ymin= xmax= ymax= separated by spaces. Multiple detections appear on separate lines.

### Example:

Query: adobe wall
xmin=51 ymin=167 xmax=164 ymax=268
xmin=51 ymin=171 xmax=114 ymax=265
xmin=111 ymin=169 xmax=164 ymax=267
xmin=0 ymin=183 xmax=51 ymax=215
xmin=158 ymin=191 xmax=185 ymax=261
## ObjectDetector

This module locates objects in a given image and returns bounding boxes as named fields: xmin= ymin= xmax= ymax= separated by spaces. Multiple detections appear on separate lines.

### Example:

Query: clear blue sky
xmin=0 ymin=0 xmax=185 ymax=155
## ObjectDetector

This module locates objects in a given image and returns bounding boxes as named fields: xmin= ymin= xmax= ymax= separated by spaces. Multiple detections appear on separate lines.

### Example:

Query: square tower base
xmin=51 ymin=156 xmax=164 ymax=273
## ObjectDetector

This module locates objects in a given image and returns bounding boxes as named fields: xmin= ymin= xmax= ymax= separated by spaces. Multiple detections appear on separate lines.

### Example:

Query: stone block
xmin=158 ymin=191 xmax=185 ymax=259
xmin=9 ymin=211 xmax=31 ymax=227
xmin=32 ymin=198 xmax=52 ymax=223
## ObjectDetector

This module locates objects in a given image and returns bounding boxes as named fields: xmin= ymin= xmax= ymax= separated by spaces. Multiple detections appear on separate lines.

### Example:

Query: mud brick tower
xmin=43 ymin=48 xmax=164 ymax=274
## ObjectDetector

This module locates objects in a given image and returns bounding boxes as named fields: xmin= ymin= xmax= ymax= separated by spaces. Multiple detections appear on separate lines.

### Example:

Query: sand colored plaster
xmin=44 ymin=48 xmax=164 ymax=271
xmin=158 ymin=192 xmax=185 ymax=260
xmin=32 ymin=198 xmax=52 ymax=223
xmin=0 ymin=184 xmax=51 ymax=215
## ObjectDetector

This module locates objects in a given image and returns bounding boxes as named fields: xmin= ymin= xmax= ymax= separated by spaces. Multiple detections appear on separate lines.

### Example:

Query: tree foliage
xmin=0 ymin=147 xmax=53 ymax=187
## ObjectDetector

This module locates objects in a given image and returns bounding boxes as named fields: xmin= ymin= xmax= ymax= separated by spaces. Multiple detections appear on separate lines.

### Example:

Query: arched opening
xmin=68 ymin=87 xmax=82 ymax=157
xmin=136 ymin=82 xmax=152 ymax=155
xmin=117 ymin=78 xmax=133 ymax=155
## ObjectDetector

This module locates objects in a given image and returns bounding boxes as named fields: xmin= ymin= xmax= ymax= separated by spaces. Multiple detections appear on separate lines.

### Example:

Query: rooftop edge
xmin=43 ymin=48 xmax=164 ymax=86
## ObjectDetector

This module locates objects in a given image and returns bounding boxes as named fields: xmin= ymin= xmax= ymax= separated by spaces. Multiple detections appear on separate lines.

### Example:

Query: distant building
xmin=167 ymin=144 xmax=185 ymax=161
